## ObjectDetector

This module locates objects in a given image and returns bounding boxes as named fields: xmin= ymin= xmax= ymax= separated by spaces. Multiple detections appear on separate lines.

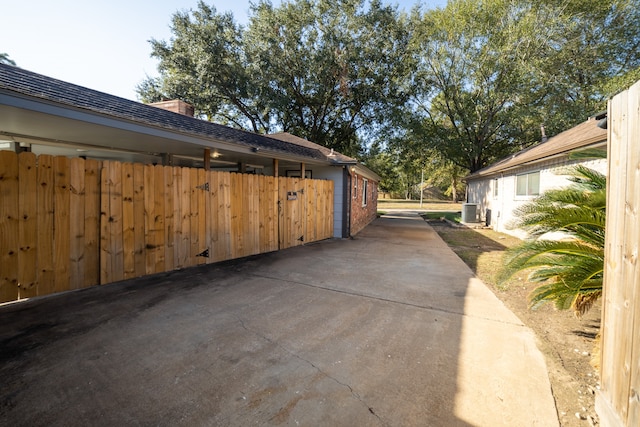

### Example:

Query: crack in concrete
xmin=248 ymin=272 xmax=524 ymax=327
xmin=235 ymin=316 xmax=386 ymax=426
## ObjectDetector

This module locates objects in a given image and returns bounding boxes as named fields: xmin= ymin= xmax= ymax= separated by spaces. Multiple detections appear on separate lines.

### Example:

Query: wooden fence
xmin=0 ymin=153 xmax=333 ymax=303
xmin=596 ymin=80 xmax=640 ymax=427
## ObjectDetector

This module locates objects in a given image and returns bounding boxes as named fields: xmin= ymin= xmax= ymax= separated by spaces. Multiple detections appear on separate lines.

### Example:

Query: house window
xmin=516 ymin=171 xmax=540 ymax=197
xmin=362 ymin=179 xmax=368 ymax=206
xmin=493 ymin=178 xmax=499 ymax=198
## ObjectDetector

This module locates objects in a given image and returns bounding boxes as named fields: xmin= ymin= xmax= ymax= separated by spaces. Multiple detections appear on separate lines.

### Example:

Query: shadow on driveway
xmin=0 ymin=212 xmax=557 ymax=426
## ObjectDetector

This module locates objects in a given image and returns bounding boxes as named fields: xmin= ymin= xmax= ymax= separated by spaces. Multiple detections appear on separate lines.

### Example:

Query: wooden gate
xmin=278 ymin=176 xmax=334 ymax=250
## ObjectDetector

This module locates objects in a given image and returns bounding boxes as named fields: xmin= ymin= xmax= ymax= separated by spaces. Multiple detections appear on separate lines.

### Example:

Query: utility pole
xmin=420 ymin=168 xmax=424 ymax=208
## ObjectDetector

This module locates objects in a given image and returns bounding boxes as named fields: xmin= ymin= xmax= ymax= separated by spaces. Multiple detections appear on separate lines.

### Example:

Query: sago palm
xmin=497 ymin=160 xmax=606 ymax=316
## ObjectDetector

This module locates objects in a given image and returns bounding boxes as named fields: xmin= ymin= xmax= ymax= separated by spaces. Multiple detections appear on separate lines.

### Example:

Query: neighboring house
xmin=464 ymin=115 xmax=607 ymax=238
xmin=0 ymin=63 xmax=378 ymax=239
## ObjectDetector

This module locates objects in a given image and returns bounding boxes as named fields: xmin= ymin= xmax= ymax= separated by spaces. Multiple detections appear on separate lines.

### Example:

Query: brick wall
xmin=350 ymin=173 xmax=378 ymax=236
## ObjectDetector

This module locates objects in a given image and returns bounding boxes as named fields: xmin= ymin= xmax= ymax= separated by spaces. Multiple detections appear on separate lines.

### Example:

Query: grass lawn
xmin=377 ymin=198 xmax=462 ymax=211
xmin=420 ymin=211 xmax=461 ymax=222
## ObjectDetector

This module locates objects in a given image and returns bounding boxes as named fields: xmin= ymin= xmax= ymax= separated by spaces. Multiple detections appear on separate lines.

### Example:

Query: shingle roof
xmin=0 ymin=63 xmax=326 ymax=161
xmin=465 ymin=118 xmax=607 ymax=180
xmin=269 ymin=132 xmax=381 ymax=181
xmin=268 ymin=132 xmax=356 ymax=163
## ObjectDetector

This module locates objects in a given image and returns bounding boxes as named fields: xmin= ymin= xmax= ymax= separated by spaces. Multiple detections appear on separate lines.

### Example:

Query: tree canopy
xmin=403 ymin=0 xmax=640 ymax=173
xmin=0 ymin=53 xmax=16 ymax=66
xmin=139 ymin=0 xmax=640 ymax=174
xmin=139 ymin=0 xmax=411 ymax=157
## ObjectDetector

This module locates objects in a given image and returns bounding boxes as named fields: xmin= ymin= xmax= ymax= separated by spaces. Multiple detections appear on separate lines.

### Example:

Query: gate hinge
xmin=196 ymin=182 xmax=209 ymax=191
xmin=196 ymin=248 xmax=210 ymax=258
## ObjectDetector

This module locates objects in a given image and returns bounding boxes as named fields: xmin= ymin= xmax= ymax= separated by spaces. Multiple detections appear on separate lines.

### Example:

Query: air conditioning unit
xmin=461 ymin=203 xmax=478 ymax=223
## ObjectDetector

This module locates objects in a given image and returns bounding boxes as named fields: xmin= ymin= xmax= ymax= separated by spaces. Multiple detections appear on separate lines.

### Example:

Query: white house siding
xmin=467 ymin=157 xmax=607 ymax=238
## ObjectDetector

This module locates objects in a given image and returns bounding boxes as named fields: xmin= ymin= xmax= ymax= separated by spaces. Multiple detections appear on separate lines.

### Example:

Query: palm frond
xmin=498 ymin=161 xmax=606 ymax=316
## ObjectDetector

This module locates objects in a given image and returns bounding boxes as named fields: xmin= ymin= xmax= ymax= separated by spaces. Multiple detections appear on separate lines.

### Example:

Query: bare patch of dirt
xmin=427 ymin=220 xmax=600 ymax=427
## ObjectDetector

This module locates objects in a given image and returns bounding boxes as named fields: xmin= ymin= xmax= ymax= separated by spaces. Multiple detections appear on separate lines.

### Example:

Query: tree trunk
xmin=451 ymin=176 xmax=458 ymax=202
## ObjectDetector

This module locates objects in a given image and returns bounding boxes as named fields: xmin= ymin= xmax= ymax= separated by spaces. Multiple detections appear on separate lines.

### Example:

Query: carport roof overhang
xmin=0 ymin=91 xmax=331 ymax=169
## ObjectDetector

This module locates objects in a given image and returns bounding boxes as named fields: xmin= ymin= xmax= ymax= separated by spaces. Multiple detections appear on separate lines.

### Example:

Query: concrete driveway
xmin=0 ymin=211 xmax=558 ymax=426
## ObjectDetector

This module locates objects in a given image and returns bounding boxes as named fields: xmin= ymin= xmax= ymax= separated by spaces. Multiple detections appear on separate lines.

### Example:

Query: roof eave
xmin=463 ymin=139 xmax=607 ymax=181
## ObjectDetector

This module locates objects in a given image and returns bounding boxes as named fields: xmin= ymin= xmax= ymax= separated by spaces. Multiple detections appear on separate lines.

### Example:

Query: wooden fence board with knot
xmin=0 ymin=154 xmax=333 ymax=303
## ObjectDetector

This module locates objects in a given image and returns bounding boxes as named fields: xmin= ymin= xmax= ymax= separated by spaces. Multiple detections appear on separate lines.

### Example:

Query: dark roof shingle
xmin=0 ymin=63 xmax=325 ymax=161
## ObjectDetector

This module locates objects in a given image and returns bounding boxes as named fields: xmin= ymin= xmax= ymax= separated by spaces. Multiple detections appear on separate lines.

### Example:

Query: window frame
xmin=362 ymin=178 xmax=368 ymax=207
xmin=515 ymin=171 xmax=540 ymax=197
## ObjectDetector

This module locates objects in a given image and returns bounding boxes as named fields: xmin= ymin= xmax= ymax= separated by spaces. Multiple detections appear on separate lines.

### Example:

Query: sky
xmin=2 ymin=0 xmax=448 ymax=101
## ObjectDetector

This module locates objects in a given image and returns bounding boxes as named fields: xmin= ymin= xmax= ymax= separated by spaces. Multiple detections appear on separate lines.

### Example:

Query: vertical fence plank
xmin=84 ymin=159 xmax=101 ymax=287
xmin=100 ymin=162 xmax=111 ymax=285
xmin=53 ymin=156 xmax=71 ymax=293
xmin=219 ymin=172 xmax=232 ymax=261
xmin=144 ymin=164 xmax=156 ymax=274
xmin=205 ymin=170 xmax=217 ymax=264
xmin=164 ymin=166 xmax=175 ymax=272
xmin=38 ymin=155 xmax=55 ymax=294
xmin=197 ymin=168 xmax=207 ymax=264
xmin=109 ymin=161 xmax=124 ymax=283
xmin=122 ymin=162 xmax=135 ymax=279
xmin=18 ymin=152 xmax=37 ymax=298
xmin=269 ymin=176 xmax=278 ymax=251
xmin=189 ymin=168 xmax=200 ymax=264
xmin=180 ymin=167 xmax=191 ymax=267
xmin=305 ymin=179 xmax=315 ymax=243
xmin=327 ymin=181 xmax=334 ymax=239
xmin=602 ymin=89 xmax=631 ymax=423
xmin=258 ymin=175 xmax=267 ymax=253
xmin=293 ymin=177 xmax=303 ymax=247
xmin=153 ymin=165 xmax=166 ymax=273
xmin=69 ymin=157 xmax=85 ymax=290
xmin=132 ymin=163 xmax=145 ymax=277
xmin=245 ymin=174 xmax=257 ymax=256
xmin=173 ymin=167 xmax=184 ymax=268
xmin=0 ymin=151 xmax=19 ymax=302
xmin=626 ymin=81 xmax=640 ymax=427
xmin=278 ymin=176 xmax=286 ymax=249
xmin=218 ymin=172 xmax=233 ymax=259
xmin=110 ymin=161 xmax=124 ymax=283
xmin=230 ymin=173 xmax=243 ymax=257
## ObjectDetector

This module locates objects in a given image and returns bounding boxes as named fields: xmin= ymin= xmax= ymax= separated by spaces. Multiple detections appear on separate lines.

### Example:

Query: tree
xmin=497 ymin=154 xmax=606 ymax=316
xmin=420 ymin=149 xmax=466 ymax=202
xmin=534 ymin=0 xmax=640 ymax=129
xmin=139 ymin=3 xmax=266 ymax=131
xmin=139 ymin=0 xmax=411 ymax=157
xmin=0 ymin=53 xmax=16 ymax=66
xmin=407 ymin=0 xmax=640 ymax=172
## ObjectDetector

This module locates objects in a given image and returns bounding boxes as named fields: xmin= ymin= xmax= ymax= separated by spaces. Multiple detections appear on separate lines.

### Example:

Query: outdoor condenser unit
xmin=461 ymin=203 xmax=478 ymax=223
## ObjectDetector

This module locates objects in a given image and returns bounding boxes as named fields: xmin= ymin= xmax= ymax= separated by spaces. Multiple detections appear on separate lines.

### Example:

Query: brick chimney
xmin=149 ymin=100 xmax=195 ymax=117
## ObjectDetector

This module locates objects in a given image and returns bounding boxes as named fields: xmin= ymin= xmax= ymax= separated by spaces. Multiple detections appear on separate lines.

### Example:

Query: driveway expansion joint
xmin=247 ymin=272 xmax=525 ymax=327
